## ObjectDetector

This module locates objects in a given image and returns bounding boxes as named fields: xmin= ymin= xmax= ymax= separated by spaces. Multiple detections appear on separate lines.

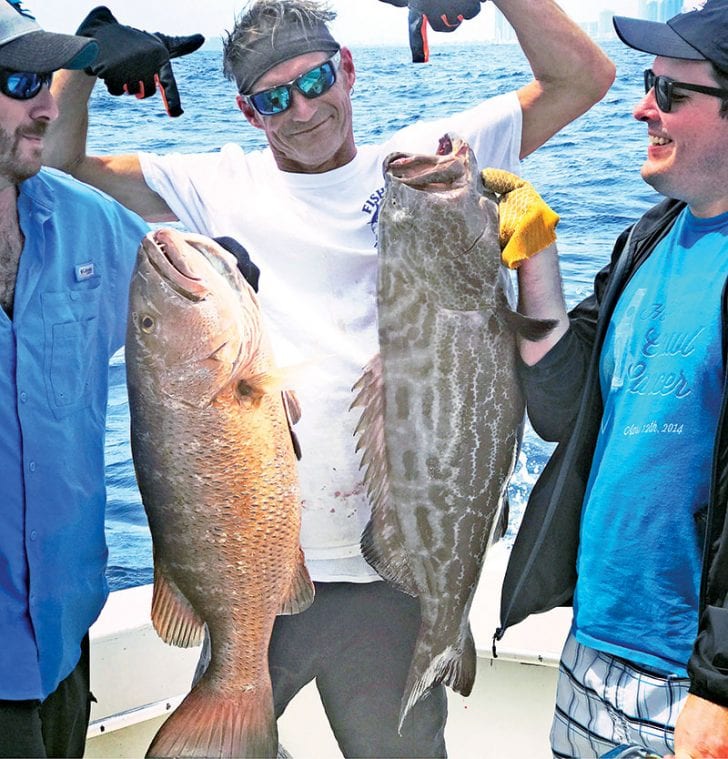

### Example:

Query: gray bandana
xmin=234 ymin=16 xmax=340 ymax=94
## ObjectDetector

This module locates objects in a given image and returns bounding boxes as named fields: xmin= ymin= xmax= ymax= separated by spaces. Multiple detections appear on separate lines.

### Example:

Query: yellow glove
xmin=482 ymin=168 xmax=559 ymax=269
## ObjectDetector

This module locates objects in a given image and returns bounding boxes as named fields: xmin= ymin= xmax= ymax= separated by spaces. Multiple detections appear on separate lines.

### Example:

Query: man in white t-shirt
xmin=45 ymin=1 xmax=614 ymax=755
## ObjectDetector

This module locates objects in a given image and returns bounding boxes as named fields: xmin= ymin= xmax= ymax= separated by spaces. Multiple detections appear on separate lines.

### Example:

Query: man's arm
xmin=493 ymin=0 xmax=616 ymax=159
xmin=480 ymin=170 xmax=570 ymax=364
xmin=515 ymin=245 xmax=569 ymax=364
xmin=45 ymin=69 xmax=176 ymax=223
xmin=672 ymin=694 xmax=728 ymax=758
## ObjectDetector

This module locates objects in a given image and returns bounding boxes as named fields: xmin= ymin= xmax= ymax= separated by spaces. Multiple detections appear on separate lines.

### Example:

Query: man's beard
xmin=0 ymin=120 xmax=47 ymax=184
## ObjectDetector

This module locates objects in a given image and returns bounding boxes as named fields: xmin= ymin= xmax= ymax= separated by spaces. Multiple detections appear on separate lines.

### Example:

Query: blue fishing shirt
xmin=0 ymin=168 xmax=148 ymax=700
xmin=574 ymin=208 xmax=728 ymax=676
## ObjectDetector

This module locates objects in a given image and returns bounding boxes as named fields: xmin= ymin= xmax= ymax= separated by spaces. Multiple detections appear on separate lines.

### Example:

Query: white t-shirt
xmin=139 ymin=92 xmax=522 ymax=582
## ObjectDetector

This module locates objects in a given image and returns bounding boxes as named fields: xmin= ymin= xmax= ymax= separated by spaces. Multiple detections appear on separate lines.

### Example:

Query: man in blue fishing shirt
xmin=42 ymin=0 xmax=615 ymax=756
xmin=0 ymin=2 xmax=152 ymax=755
xmin=496 ymin=0 xmax=728 ymax=756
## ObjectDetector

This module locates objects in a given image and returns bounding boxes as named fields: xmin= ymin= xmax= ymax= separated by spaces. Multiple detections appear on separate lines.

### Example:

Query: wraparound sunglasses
xmin=244 ymin=53 xmax=340 ymax=116
xmin=0 ymin=69 xmax=53 ymax=100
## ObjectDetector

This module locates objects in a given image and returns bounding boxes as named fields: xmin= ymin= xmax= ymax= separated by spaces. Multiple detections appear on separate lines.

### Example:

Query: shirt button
xmin=20 ymin=392 xmax=27 ymax=403
xmin=30 ymin=530 xmax=38 ymax=541
xmin=28 ymin=461 xmax=36 ymax=472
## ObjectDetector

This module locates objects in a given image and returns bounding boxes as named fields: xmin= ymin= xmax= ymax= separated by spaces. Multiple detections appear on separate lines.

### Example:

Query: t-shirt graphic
xmin=575 ymin=208 xmax=728 ymax=676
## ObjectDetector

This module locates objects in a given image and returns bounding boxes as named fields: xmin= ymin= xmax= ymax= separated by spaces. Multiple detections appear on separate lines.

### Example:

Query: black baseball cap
xmin=614 ymin=0 xmax=728 ymax=72
xmin=0 ymin=0 xmax=97 ymax=73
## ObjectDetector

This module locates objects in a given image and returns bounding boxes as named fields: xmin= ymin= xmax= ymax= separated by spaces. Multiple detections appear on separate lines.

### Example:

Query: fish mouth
xmin=384 ymin=134 xmax=470 ymax=192
xmin=142 ymin=228 xmax=210 ymax=302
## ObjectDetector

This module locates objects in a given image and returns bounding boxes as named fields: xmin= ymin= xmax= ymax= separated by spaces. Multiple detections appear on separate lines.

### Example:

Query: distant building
xmin=494 ymin=9 xmax=516 ymax=43
xmin=581 ymin=20 xmax=600 ymax=38
xmin=661 ymin=0 xmax=684 ymax=19
xmin=598 ymin=9 xmax=616 ymax=38
xmin=566 ymin=0 xmax=686 ymax=42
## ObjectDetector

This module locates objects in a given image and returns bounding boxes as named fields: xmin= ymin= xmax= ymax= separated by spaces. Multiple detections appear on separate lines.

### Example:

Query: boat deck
xmin=85 ymin=543 xmax=571 ymax=758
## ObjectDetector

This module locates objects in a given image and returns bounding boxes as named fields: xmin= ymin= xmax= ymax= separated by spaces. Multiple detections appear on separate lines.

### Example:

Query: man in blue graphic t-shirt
xmin=497 ymin=1 xmax=728 ymax=757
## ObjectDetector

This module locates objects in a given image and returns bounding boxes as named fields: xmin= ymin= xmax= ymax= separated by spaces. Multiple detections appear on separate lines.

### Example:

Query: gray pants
xmin=0 ymin=636 xmax=91 ymax=759
xmin=195 ymin=580 xmax=447 ymax=758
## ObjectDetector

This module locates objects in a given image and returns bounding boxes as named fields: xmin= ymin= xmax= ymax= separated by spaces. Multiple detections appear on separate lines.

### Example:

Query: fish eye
xmin=140 ymin=315 xmax=155 ymax=333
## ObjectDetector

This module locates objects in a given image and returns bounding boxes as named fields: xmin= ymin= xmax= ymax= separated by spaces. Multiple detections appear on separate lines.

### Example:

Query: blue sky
xmin=31 ymin=1 xmax=641 ymax=46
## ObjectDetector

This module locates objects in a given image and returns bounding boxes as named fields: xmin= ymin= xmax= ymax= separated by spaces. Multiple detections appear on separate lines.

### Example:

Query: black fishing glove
xmin=214 ymin=236 xmax=260 ymax=293
xmin=409 ymin=0 xmax=484 ymax=32
xmin=76 ymin=6 xmax=204 ymax=117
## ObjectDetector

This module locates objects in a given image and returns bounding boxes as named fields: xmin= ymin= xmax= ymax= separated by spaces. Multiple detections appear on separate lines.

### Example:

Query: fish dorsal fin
xmin=351 ymin=354 xmax=418 ymax=596
xmin=150 ymin=566 xmax=205 ymax=648
xmin=279 ymin=548 xmax=315 ymax=615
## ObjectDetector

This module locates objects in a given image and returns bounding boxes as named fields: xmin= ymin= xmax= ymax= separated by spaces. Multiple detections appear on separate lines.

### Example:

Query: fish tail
xmin=398 ymin=628 xmax=477 ymax=734
xmin=146 ymin=682 xmax=278 ymax=758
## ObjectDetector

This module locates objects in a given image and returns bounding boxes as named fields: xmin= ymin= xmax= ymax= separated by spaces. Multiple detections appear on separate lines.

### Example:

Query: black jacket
xmin=497 ymin=197 xmax=728 ymax=706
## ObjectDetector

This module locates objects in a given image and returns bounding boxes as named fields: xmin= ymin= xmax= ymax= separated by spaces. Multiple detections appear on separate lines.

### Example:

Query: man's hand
xmin=214 ymin=236 xmax=260 ymax=293
xmin=669 ymin=694 xmax=728 ymax=758
xmin=409 ymin=0 xmax=485 ymax=32
xmin=76 ymin=6 xmax=204 ymax=117
xmin=481 ymin=168 xmax=559 ymax=269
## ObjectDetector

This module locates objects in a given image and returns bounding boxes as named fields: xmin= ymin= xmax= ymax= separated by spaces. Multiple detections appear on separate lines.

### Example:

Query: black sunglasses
xmin=0 ymin=69 xmax=53 ymax=100
xmin=244 ymin=54 xmax=339 ymax=116
xmin=644 ymin=68 xmax=728 ymax=113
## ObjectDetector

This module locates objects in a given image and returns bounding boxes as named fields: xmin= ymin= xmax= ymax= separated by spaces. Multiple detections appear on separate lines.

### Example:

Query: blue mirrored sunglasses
xmin=245 ymin=53 xmax=339 ymax=116
xmin=0 ymin=69 xmax=53 ymax=100
xmin=644 ymin=68 xmax=728 ymax=113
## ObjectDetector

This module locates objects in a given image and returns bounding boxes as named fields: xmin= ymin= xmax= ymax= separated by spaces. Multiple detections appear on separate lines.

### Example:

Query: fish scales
xmin=126 ymin=229 xmax=313 ymax=758
xmin=353 ymin=135 xmax=550 ymax=731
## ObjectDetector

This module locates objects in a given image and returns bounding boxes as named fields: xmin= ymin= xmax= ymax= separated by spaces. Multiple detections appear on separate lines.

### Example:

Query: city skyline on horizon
xmin=31 ymin=0 xmax=697 ymax=48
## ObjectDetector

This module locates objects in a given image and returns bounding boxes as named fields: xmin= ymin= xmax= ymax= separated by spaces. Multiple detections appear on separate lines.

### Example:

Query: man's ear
xmin=339 ymin=46 xmax=356 ymax=92
xmin=237 ymin=94 xmax=264 ymax=129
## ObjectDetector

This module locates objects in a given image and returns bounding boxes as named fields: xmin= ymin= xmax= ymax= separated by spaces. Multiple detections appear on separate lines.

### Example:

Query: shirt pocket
xmin=41 ymin=286 xmax=102 ymax=419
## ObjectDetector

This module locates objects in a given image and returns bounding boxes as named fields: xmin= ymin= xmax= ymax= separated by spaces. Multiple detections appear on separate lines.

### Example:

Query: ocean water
xmin=97 ymin=39 xmax=660 ymax=591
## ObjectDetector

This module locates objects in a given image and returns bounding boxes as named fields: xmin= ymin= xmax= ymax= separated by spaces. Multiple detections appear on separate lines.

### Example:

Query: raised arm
xmin=43 ymin=7 xmax=204 ymax=222
xmin=45 ymin=68 xmax=175 ymax=223
xmin=493 ymin=0 xmax=616 ymax=159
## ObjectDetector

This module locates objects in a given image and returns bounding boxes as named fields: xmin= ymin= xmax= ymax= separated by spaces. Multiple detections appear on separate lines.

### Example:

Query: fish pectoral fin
xmin=235 ymin=369 xmax=298 ymax=404
xmin=278 ymin=548 xmax=315 ymax=615
xmin=495 ymin=303 xmax=558 ymax=342
xmin=150 ymin=567 xmax=205 ymax=648
xmin=234 ymin=373 xmax=272 ymax=406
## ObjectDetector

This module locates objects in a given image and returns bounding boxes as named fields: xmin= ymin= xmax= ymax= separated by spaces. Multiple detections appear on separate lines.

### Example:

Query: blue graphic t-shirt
xmin=574 ymin=208 xmax=728 ymax=676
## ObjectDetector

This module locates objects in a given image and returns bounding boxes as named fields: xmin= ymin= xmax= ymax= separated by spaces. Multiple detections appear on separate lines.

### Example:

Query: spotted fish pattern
xmin=352 ymin=135 xmax=554 ymax=731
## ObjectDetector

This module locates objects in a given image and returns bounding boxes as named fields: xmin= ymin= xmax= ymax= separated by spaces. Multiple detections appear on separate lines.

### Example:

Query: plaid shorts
xmin=550 ymin=630 xmax=689 ymax=758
